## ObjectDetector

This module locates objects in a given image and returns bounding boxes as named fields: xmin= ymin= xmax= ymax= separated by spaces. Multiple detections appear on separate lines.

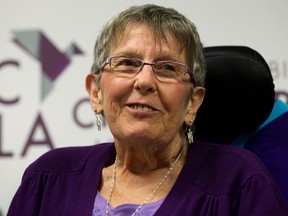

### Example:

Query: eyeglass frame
xmin=100 ymin=56 xmax=196 ymax=85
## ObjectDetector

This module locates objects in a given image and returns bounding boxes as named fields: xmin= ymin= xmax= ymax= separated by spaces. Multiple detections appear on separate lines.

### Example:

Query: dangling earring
xmin=94 ymin=109 xmax=102 ymax=131
xmin=186 ymin=124 xmax=194 ymax=144
xmin=187 ymin=127 xmax=193 ymax=144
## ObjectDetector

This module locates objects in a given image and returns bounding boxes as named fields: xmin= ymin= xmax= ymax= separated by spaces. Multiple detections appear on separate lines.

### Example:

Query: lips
xmin=127 ymin=103 xmax=157 ymax=111
xmin=130 ymin=104 xmax=153 ymax=111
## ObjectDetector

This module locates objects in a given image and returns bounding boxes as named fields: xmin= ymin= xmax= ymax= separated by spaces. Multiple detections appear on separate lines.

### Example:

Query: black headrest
xmin=194 ymin=46 xmax=275 ymax=144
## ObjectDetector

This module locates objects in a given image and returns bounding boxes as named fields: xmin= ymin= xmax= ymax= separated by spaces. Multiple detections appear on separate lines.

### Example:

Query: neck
xmin=99 ymin=139 xmax=188 ymax=209
xmin=105 ymin=144 xmax=185 ymax=214
xmin=114 ymin=138 xmax=188 ymax=174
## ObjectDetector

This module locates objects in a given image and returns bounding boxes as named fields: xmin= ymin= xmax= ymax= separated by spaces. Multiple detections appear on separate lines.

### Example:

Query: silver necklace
xmin=105 ymin=149 xmax=183 ymax=216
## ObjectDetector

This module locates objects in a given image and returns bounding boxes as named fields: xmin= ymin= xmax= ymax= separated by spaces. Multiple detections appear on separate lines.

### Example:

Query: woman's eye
xmin=161 ymin=64 xmax=177 ymax=71
xmin=118 ymin=59 xmax=139 ymax=67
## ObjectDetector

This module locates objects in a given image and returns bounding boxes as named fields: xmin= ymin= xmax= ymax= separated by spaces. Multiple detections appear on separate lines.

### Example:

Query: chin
xmin=117 ymin=127 xmax=161 ymax=144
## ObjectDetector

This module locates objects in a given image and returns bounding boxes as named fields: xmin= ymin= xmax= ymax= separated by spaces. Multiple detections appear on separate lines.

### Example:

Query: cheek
xmin=100 ymin=74 xmax=131 ymax=110
xmin=162 ymin=84 xmax=191 ymax=111
xmin=176 ymin=88 xmax=193 ymax=121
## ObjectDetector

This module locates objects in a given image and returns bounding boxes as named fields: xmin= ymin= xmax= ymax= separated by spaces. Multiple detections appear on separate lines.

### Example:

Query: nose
xmin=133 ymin=64 xmax=157 ymax=94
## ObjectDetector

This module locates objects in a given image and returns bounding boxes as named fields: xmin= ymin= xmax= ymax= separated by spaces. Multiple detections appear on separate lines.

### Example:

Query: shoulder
xmin=27 ymin=142 xmax=114 ymax=173
xmin=189 ymin=141 xmax=272 ymax=193
xmin=193 ymin=140 xmax=267 ymax=172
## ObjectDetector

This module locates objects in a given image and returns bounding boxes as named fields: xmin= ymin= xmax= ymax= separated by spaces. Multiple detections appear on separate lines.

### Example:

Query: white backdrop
xmin=1 ymin=0 xmax=287 ymax=214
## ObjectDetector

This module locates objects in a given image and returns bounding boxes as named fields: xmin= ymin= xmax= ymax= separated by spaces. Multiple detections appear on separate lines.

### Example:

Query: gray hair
xmin=91 ymin=4 xmax=206 ymax=87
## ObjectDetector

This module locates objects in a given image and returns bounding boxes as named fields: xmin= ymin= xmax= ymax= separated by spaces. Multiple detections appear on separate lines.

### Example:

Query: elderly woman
xmin=8 ymin=4 xmax=288 ymax=216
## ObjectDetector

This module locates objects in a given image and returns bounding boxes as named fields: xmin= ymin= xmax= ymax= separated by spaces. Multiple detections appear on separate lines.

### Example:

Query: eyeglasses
xmin=100 ymin=56 xmax=195 ymax=83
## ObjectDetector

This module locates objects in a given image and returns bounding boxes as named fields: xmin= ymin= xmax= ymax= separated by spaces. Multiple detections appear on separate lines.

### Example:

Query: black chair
xmin=194 ymin=46 xmax=288 ymax=201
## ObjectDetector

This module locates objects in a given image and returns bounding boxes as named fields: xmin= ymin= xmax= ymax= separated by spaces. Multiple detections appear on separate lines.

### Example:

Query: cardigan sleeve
xmin=236 ymin=174 xmax=288 ymax=216
xmin=7 ymin=144 xmax=113 ymax=216
xmin=7 ymin=167 xmax=83 ymax=216
xmin=6 ymin=146 xmax=93 ymax=216
xmin=156 ymin=142 xmax=288 ymax=216
xmin=8 ymin=170 xmax=48 ymax=216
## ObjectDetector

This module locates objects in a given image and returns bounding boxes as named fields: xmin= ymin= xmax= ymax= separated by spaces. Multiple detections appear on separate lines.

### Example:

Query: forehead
xmin=111 ymin=23 xmax=186 ymax=59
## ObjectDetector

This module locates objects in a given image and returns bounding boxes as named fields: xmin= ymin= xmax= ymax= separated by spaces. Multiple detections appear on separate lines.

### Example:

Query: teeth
xmin=132 ymin=105 xmax=153 ymax=111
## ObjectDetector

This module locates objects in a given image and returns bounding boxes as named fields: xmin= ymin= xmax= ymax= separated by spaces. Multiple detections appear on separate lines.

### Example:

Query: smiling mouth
xmin=129 ymin=104 xmax=154 ymax=111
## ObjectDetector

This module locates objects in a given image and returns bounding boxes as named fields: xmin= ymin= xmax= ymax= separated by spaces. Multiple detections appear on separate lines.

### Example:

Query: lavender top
xmin=8 ymin=142 xmax=288 ymax=215
xmin=92 ymin=191 xmax=164 ymax=216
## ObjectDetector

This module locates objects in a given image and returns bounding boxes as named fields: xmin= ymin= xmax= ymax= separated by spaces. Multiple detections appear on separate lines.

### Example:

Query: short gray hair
xmin=91 ymin=4 xmax=206 ymax=87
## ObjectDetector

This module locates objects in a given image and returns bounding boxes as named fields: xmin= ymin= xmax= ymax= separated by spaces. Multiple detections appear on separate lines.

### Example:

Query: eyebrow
xmin=111 ymin=51 xmax=185 ymax=63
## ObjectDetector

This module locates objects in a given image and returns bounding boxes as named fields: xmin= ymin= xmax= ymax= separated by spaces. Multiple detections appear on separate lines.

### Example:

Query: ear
xmin=85 ymin=73 xmax=103 ymax=114
xmin=184 ymin=87 xmax=206 ymax=125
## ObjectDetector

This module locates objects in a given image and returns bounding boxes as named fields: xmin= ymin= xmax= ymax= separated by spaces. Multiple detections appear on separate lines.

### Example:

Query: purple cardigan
xmin=8 ymin=142 xmax=288 ymax=216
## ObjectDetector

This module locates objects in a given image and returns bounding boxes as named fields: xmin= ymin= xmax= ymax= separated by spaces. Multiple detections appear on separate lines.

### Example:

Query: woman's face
xmin=86 ymin=24 xmax=205 ymax=147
